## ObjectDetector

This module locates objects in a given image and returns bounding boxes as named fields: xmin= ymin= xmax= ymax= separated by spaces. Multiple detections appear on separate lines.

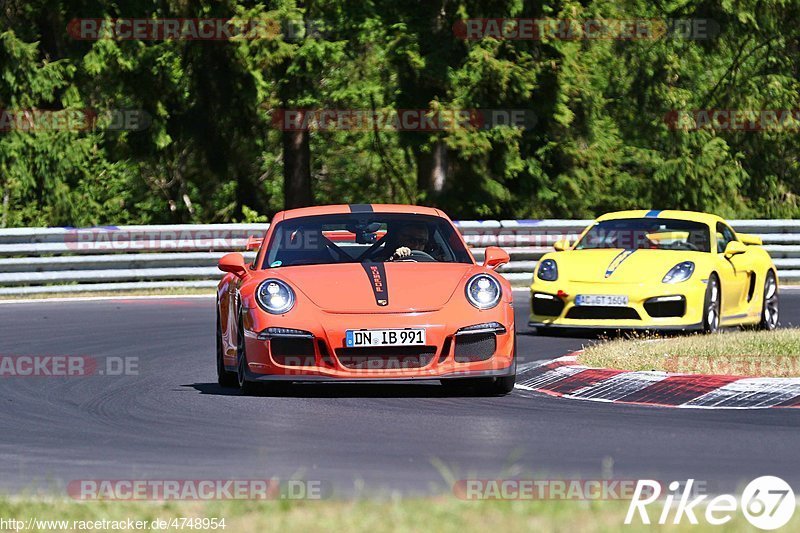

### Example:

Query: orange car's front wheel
xmin=216 ymin=308 xmax=237 ymax=388
xmin=236 ymin=317 xmax=261 ymax=396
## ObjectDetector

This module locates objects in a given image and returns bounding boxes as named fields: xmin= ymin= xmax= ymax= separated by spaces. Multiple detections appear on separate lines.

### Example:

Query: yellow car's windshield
xmin=575 ymin=218 xmax=711 ymax=252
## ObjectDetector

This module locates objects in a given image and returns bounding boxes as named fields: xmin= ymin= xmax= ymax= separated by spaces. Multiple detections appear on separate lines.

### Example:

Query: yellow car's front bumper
xmin=528 ymin=279 xmax=708 ymax=330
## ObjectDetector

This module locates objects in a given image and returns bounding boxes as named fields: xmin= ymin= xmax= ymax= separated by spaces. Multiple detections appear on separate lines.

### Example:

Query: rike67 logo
xmin=626 ymin=477 xmax=795 ymax=530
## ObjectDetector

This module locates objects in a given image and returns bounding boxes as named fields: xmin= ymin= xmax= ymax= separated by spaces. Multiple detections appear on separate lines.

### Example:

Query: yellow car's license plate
xmin=575 ymin=294 xmax=629 ymax=307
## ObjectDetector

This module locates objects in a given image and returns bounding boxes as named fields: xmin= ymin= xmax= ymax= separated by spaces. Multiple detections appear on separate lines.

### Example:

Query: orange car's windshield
xmin=575 ymin=218 xmax=711 ymax=252
xmin=262 ymin=214 xmax=472 ymax=268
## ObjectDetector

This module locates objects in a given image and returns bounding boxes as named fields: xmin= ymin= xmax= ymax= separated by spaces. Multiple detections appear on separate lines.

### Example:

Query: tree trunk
xmin=282 ymin=119 xmax=312 ymax=209
xmin=415 ymin=140 xmax=448 ymax=203
xmin=1 ymin=182 xmax=8 ymax=228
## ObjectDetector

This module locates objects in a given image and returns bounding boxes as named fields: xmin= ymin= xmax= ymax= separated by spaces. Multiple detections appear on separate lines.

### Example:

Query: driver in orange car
xmin=389 ymin=222 xmax=431 ymax=260
xmin=369 ymin=221 xmax=432 ymax=262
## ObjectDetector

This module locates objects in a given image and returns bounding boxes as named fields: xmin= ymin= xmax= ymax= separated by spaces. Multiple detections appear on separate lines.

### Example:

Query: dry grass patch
xmin=580 ymin=329 xmax=800 ymax=377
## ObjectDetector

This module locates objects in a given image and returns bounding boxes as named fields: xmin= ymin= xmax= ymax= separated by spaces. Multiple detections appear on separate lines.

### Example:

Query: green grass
xmin=580 ymin=328 xmax=800 ymax=377
xmin=1 ymin=496 xmax=797 ymax=532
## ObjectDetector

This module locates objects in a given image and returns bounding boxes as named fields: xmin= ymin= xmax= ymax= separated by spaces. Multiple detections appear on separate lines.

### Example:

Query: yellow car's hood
xmin=552 ymin=249 xmax=707 ymax=283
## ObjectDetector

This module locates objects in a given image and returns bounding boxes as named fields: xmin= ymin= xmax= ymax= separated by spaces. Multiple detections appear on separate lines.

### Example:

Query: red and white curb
xmin=515 ymin=352 xmax=800 ymax=409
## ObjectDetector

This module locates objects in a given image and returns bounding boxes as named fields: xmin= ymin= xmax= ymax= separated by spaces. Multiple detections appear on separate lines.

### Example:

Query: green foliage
xmin=0 ymin=0 xmax=799 ymax=226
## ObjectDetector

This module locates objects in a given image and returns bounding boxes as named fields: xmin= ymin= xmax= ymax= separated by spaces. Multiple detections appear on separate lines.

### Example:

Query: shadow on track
xmin=186 ymin=381 xmax=513 ymax=398
xmin=525 ymin=327 xmax=722 ymax=340
xmin=521 ymin=328 xmax=599 ymax=339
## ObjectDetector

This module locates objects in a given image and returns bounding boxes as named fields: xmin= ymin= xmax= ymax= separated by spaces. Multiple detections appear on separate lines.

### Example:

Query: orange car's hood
xmin=280 ymin=262 xmax=474 ymax=313
xmin=556 ymin=248 xmax=705 ymax=283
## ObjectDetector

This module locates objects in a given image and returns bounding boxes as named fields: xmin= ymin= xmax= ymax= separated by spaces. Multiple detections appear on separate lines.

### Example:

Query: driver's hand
xmin=391 ymin=246 xmax=411 ymax=260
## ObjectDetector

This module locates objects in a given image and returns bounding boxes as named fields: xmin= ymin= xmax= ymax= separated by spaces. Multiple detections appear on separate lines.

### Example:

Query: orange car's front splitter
xmin=238 ymin=308 xmax=515 ymax=380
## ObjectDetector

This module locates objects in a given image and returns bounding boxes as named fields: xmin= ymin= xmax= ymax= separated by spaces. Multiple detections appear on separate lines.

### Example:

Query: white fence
xmin=0 ymin=220 xmax=798 ymax=294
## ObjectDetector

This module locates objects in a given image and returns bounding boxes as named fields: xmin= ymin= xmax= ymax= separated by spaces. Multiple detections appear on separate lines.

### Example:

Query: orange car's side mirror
xmin=219 ymin=252 xmax=249 ymax=279
xmin=483 ymin=246 xmax=510 ymax=270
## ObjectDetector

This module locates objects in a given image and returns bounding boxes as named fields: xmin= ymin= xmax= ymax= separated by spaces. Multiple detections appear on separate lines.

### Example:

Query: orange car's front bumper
xmin=236 ymin=300 xmax=515 ymax=381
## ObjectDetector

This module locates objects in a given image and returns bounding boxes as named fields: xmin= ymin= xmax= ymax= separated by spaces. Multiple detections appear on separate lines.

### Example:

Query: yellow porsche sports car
xmin=529 ymin=210 xmax=779 ymax=333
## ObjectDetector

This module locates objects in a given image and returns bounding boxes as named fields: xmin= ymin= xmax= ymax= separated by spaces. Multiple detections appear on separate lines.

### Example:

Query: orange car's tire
xmin=236 ymin=318 xmax=261 ymax=396
xmin=216 ymin=309 xmax=238 ymax=388
xmin=758 ymin=271 xmax=779 ymax=331
xmin=489 ymin=337 xmax=517 ymax=395
xmin=702 ymin=274 xmax=721 ymax=334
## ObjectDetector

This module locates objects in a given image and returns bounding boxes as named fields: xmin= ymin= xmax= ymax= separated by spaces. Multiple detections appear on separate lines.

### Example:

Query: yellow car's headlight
xmin=537 ymin=259 xmax=558 ymax=281
xmin=662 ymin=261 xmax=695 ymax=283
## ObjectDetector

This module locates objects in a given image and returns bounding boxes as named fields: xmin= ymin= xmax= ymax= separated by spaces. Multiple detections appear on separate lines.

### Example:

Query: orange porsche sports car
xmin=215 ymin=204 xmax=516 ymax=395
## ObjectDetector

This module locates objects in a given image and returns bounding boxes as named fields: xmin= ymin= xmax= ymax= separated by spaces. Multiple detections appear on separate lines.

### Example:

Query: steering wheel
xmin=676 ymin=241 xmax=700 ymax=251
xmin=395 ymin=250 xmax=436 ymax=262
xmin=355 ymin=234 xmax=389 ymax=262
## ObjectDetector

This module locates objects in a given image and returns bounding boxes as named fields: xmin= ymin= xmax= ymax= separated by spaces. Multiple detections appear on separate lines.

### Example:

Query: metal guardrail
xmin=0 ymin=220 xmax=798 ymax=295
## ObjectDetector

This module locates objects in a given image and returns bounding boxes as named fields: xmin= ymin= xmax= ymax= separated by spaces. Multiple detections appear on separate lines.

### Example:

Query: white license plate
xmin=575 ymin=294 xmax=629 ymax=307
xmin=345 ymin=328 xmax=426 ymax=347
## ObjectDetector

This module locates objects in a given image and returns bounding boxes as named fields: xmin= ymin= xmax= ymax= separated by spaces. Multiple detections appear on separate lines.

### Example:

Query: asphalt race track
xmin=1 ymin=292 xmax=799 ymax=497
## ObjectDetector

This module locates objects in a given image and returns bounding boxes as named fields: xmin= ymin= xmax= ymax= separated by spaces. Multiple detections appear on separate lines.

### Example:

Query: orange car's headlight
xmin=256 ymin=279 xmax=295 ymax=314
xmin=466 ymin=274 xmax=502 ymax=310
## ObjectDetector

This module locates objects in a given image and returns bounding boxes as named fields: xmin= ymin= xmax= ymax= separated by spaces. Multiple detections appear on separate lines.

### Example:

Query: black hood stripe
xmin=349 ymin=204 xmax=373 ymax=213
xmin=361 ymin=262 xmax=388 ymax=306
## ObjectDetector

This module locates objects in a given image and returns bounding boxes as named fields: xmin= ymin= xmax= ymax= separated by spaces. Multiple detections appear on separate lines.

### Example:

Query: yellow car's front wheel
xmin=759 ymin=271 xmax=779 ymax=330
xmin=702 ymin=274 xmax=721 ymax=333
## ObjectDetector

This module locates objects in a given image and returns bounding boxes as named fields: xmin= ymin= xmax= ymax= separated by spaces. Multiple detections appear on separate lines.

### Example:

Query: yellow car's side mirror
xmin=553 ymin=239 xmax=569 ymax=252
xmin=724 ymin=240 xmax=747 ymax=257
